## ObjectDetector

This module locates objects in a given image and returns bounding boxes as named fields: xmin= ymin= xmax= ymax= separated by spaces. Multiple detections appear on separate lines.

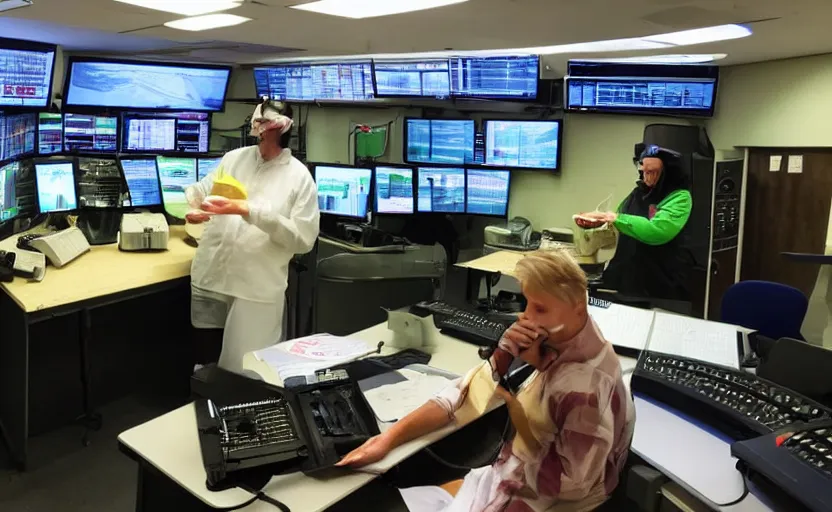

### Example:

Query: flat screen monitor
xmin=64 ymin=58 xmax=231 ymax=112
xmin=76 ymin=157 xmax=123 ymax=209
xmin=0 ymin=37 xmax=57 ymax=109
xmin=0 ymin=160 xmax=19 ymax=222
xmin=34 ymin=160 xmax=78 ymax=213
xmin=404 ymin=118 xmax=475 ymax=166
xmin=38 ymin=113 xmax=63 ymax=154
xmin=156 ymin=156 xmax=196 ymax=219
xmin=315 ymin=165 xmax=372 ymax=218
xmin=120 ymin=157 xmax=162 ymax=207
xmin=565 ymin=61 xmax=719 ymax=117
xmin=373 ymin=59 xmax=451 ymax=98
xmin=198 ymin=157 xmax=222 ymax=181
xmin=63 ymin=113 xmax=118 ymax=153
xmin=122 ymin=112 xmax=210 ymax=153
xmin=374 ymin=166 xmax=414 ymax=214
xmin=484 ymin=119 xmax=562 ymax=170
xmin=254 ymin=62 xmax=375 ymax=102
xmin=466 ymin=169 xmax=510 ymax=217
xmin=0 ymin=112 xmax=36 ymax=161
xmin=450 ymin=55 xmax=539 ymax=100
xmin=417 ymin=167 xmax=465 ymax=213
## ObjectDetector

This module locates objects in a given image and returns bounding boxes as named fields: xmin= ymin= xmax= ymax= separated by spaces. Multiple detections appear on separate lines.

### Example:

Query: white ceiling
xmin=2 ymin=0 xmax=832 ymax=68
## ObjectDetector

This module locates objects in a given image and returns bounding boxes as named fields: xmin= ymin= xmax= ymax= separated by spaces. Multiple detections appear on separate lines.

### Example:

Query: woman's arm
xmin=244 ymin=174 xmax=320 ymax=254
xmin=612 ymin=189 xmax=692 ymax=246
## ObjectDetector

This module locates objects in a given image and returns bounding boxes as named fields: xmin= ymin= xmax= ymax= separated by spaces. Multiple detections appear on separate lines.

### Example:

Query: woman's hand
xmin=200 ymin=196 xmax=250 ymax=216
xmin=498 ymin=314 xmax=550 ymax=357
xmin=574 ymin=211 xmax=617 ymax=229
xmin=335 ymin=435 xmax=393 ymax=468
xmin=185 ymin=211 xmax=212 ymax=224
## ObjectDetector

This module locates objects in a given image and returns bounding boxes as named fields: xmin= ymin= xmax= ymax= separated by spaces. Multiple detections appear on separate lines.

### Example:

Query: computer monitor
xmin=373 ymin=59 xmax=451 ymax=99
xmin=76 ymin=157 xmax=122 ymax=209
xmin=314 ymin=165 xmax=372 ymax=219
xmin=0 ymin=160 xmax=19 ymax=222
xmin=156 ymin=156 xmax=196 ymax=219
xmin=374 ymin=166 xmax=414 ymax=215
xmin=0 ymin=37 xmax=57 ymax=109
xmin=417 ymin=167 xmax=465 ymax=213
xmin=484 ymin=119 xmax=562 ymax=171
xmin=0 ymin=112 xmax=36 ymax=162
xmin=63 ymin=113 xmax=118 ymax=153
xmin=253 ymin=62 xmax=375 ymax=102
xmin=122 ymin=112 xmax=210 ymax=153
xmin=466 ymin=169 xmax=511 ymax=217
xmin=198 ymin=156 xmax=222 ymax=181
xmin=64 ymin=57 xmax=231 ymax=112
xmin=38 ymin=113 xmax=63 ymax=154
xmin=120 ymin=157 xmax=162 ymax=207
xmin=34 ymin=159 xmax=78 ymax=213
xmin=404 ymin=118 xmax=475 ymax=166
xmin=450 ymin=55 xmax=539 ymax=100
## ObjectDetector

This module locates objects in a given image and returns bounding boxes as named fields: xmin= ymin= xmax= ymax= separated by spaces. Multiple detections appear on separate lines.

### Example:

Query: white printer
xmin=118 ymin=213 xmax=169 ymax=251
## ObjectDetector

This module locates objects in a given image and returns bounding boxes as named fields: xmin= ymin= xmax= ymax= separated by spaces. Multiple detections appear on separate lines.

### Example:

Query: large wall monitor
xmin=315 ymin=164 xmax=372 ymax=219
xmin=63 ymin=113 xmax=118 ymax=153
xmin=405 ymin=118 xmax=475 ymax=166
xmin=38 ymin=113 xmax=63 ymax=155
xmin=34 ymin=159 xmax=78 ymax=213
xmin=373 ymin=60 xmax=451 ymax=99
xmin=0 ymin=160 xmax=19 ymax=221
xmin=63 ymin=57 xmax=232 ymax=112
xmin=120 ymin=157 xmax=162 ymax=207
xmin=466 ymin=169 xmax=510 ymax=217
xmin=122 ymin=112 xmax=210 ymax=153
xmin=374 ymin=166 xmax=414 ymax=214
xmin=254 ymin=62 xmax=375 ymax=102
xmin=450 ymin=55 xmax=539 ymax=100
xmin=0 ymin=112 xmax=36 ymax=162
xmin=417 ymin=167 xmax=465 ymax=213
xmin=484 ymin=119 xmax=562 ymax=171
xmin=0 ymin=37 xmax=57 ymax=109
xmin=156 ymin=156 xmax=196 ymax=219
xmin=565 ymin=61 xmax=719 ymax=117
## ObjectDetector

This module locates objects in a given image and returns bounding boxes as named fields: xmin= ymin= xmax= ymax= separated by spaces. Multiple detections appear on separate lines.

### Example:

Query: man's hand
xmin=200 ymin=196 xmax=250 ymax=216
xmin=185 ymin=211 xmax=212 ymax=224
xmin=498 ymin=314 xmax=549 ymax=357
xmin=335 ymin=435 xmax=393 ymax=469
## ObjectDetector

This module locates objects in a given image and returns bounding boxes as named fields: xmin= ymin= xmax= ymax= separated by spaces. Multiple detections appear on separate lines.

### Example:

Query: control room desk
xmin=0 ymin=226 xmax=195 ymax=470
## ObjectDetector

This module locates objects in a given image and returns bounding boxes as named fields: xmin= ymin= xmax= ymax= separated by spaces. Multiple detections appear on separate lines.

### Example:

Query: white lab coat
xmin=187 ymin=146 xmax=319 ymax=372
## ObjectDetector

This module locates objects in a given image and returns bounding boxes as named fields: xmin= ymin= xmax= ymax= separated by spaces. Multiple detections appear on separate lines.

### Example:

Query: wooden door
xmin=741 ymin=149 xmax=832 ymax=296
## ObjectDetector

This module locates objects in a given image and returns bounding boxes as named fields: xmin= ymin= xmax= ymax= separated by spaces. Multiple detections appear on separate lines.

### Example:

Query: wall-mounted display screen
xmin=0 ymin=38 xmax=57 ymax=109
xmin=122 ymin=112 xmax=210 ymax=153
xmin=484 ymin=119 xmax=562 ymax=170
xmin=38 ymin=113 xmax=63 ymax=155
xmin=63 ymin=113 xmax=118 ymax=153
xmin=405 ymin=118 xmax=475 ymax=166
xmin=254 ymin=62 xmax=375 ymax=102
xmin=315 ymin=165 xmax=372 ymax=218
xmin=0 ymin=112 xmax=36 ymax=161
xmin=417 ymin=167 xmax=465 ymax=213
xmin=450 ymin=55 xmax=539 ymax=100
xmin=373 ymin=60 xmax=451 ymax=98
xmin=374 ymin=166 xmax=414 ymax=214
xmin=466 ymin=169 xmax=510 ymax=217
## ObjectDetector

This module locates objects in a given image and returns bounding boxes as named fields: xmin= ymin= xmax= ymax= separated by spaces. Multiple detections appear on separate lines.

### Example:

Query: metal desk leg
xmin=78 ymin=308 xmax=102 ymax=446
xmin=0 ymin=291 xmax=30 ymax=470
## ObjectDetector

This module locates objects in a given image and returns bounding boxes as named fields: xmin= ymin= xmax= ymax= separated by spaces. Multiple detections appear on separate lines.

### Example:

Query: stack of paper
xmin=362 ymin=369 xmax=453 ymax=423
xmin=590 ymin=303 xmax=655 ymax=351
xmin=647 ymin=312 xmax=741 ymax=369
xmin=253 ymin=334 xmax=376 ymax=381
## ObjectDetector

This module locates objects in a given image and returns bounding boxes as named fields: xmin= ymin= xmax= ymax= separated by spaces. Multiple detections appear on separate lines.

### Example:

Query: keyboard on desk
xmin=411 ymin=300 xmax=511 ymax=347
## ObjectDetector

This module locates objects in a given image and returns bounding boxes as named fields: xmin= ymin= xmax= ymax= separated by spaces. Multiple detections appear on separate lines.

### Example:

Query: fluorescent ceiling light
xmin=165 ymin=13 xmax=251 ymax=31
xmin=290 ymin=0 xmax=469 ymax=19
xmin=0 ymin=0 xmax=33 ymax=13
xmin=114 ymin=0 xmax=242 ymax=16
xmin=582 ymin=54 xmax=728 ymax=64
xmin=646 ymin=24 xmax=753 ymax=46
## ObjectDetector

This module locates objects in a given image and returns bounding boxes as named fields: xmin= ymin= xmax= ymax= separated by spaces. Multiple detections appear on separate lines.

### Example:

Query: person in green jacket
xmin=577 ymin=144 xmax=694 ymax=301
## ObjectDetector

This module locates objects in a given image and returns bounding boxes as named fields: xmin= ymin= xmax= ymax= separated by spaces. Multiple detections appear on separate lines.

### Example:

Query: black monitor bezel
xmin=482 ymin=118 xmax=564 ymax=172
xmin=0 ymin=37 xmax=58 ymax=112
xmin=371 ymin=58 xmax=453 ymax=100
xmin=253 ymin=61 xmax=376 ymax=104
xmin=62 ymin=56 xmax=233 ymax=113
xmin=118 ymin=154 xmax=164 ymax=209
xmin=62 ymin=112 xmax=121 ymax=155
xmin=32 ymin=156 xmax=81 ymax=215
xmin=36 ymin=112 xmax=64 ymax=156
xmin=402 ymin=117 xmax=477 ymax=167
xmin=415 ymin=166 xmax=467 ymax=214
xmin=465 ymin=168 xmax=511 ymax=218
xmin=74 ymin=155 xmax=125 ymax=211
xmin=372 ymin=164 xmax=416 ymax=216
xmin=310 ymin=162 xmax=374 ymax=220
xmin=449 ymin=55 xmax=540 ymax=101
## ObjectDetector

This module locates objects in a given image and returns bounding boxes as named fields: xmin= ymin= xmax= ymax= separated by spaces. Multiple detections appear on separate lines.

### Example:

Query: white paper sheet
xmin=590 ymin=303 xmax=655 ymax=351
xmin=647 ymin=312 xmax=740 ymax=369
xmin=788 ymin=154 xmax=804 ymax=174
xmin=769 ymin=155 xmax=782 ymax=172
xmin=253 ymin=334 xmax=376 ymax=381
xmin=362 ymin=369 xmax=452 ymax=423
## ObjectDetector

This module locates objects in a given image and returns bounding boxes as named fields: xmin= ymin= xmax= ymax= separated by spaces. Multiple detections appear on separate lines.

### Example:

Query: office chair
xmin=721 ymin=280 xmax=808 ymax=341
xmin=757 ymin=337 xmax=832 ymax=408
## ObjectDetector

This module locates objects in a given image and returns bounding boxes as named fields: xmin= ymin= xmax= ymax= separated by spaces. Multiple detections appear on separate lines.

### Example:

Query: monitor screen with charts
xmin=484 ymin=120 xmax=561 ymax=170
xmin=35 ymin=160 xmax=78 ymax=213
xmin=197 ymin=157 xmax=222 ymax=181
xmin=122 ymin=112 xmax=210 ymax=153
xmin=254 ymin=62 xmax=375 ymax=102
xmin=0 ymin=160 xmax=19 ymax=222
xmin=450 ymin=55 xmax=539 ymax=100
xmin=466 ymin=169 xmax=510 ymax=217
xmin=64 ymin=58 xmax=231 ymax=112
xmin=0 ymin=112 xmax=36 ymax=161
xmin=63 ymin=114 xmax=118 ymax=153
xmin=373 ymin=60 xmax=451 ymax=98
xmin=374 ymin=166 xmax=414 ymax=214
xmin=315 ymin=165 xmax=372 ymax=218
xmin=156 ymin=156 xmax=196 ymax=219
xmin=120 ymin=158 xmax=162 ymax=207
xmin=405 ymin=118 xmax=475 ymax=166
xmin=417 ymin=167 xmax=465 ymax=213
xmin=38 ymin=113 xmax=63 ymax=154
xmin=0 ymin=40 xmax=57 ymax=109
xmin=76 ymin=157 xmax=122 ymax=209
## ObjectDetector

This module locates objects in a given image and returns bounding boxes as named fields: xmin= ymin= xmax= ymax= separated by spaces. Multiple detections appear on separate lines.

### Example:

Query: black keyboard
xmin=412 ymin=300 xmax=511 ymax=347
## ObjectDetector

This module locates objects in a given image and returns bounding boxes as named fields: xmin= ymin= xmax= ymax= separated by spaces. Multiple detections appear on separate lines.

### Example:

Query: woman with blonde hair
xmin=338 ymin=250 xmax=636 ymax=512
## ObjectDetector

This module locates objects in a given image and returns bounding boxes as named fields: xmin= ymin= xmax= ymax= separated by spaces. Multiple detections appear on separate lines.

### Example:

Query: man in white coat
xmin=185 ymin=99 xmax=320 ymax=373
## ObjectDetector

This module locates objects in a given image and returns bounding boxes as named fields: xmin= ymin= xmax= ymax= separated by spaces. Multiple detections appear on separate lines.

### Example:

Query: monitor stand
xmin=77 ymin=211 xmax=123 ymax=246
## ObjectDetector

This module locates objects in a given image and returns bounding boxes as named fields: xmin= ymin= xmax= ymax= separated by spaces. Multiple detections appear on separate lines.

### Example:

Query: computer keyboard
xmin=411 ymin=300 xmax=511 ymax=347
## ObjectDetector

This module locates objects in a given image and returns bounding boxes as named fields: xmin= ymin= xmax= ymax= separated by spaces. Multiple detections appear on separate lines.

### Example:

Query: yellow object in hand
xmin=210 ymin=167 xmax=248 ymax=200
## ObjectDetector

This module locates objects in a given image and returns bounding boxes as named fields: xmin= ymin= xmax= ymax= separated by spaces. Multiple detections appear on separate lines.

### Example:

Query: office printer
xmin=118 ymin=213 xmax=169 ymax=251
xmin=484 ymin=216 xmax=537 ymax=251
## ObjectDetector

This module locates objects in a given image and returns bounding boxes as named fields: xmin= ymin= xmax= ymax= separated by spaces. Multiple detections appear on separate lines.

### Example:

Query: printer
xmin=484 ymin=217 xmax=537 ymax=252
xmin=118 ymin=212 xmax=169 ymax=251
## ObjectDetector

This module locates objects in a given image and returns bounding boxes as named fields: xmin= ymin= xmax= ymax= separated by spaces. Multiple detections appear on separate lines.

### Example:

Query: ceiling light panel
xmin=165 ymin=13 xmax=251 ymax=31
xmin=0 ymin=0 xmax=33 ymax=13
xmin=290 ymin=0 xmax=469 ymax=19
xmin=114 ymin=0 xmax=243 ymax=17
xmin=646 ymin=24 xmax=753 ymax=46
